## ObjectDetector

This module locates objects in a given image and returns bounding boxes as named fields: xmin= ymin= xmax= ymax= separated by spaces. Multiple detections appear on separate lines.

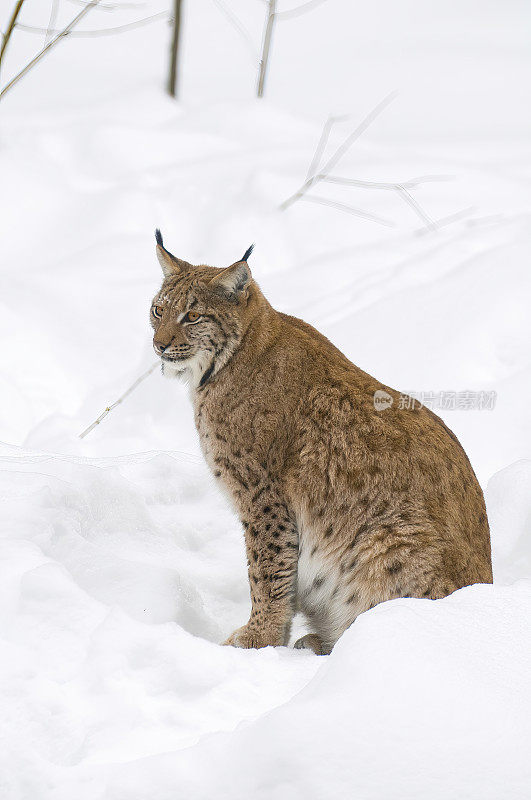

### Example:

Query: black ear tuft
xmin=241 ymin=244 xmax=254 ymax=262
xmin=155 ymin=229 xmax=164 ymax=247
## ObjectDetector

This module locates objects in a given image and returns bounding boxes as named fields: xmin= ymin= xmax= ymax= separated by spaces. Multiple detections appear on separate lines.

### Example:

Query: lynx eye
xmin=184 ymin=310 xmax=201 ymax=323
xmin=152 ymin=305 xmax=163 ymax=320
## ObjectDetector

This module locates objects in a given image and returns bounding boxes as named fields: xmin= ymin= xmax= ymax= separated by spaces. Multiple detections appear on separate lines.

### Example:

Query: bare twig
xmin=305 ymin=114 xmax=349 ymax=180
xmin=167 ymin=0 xmax=182 ymax=98
xmin=301 ymin=195 xmax=395 ymax=227
xmin=280 ymin=94 xmax=451 ymax=230
xmin=257 ymin=0 xmax=276 ymax=98
xmin=0 ymin=0 xmax=26 ymax=80
xmin=415 ymin=206 xmax=475 ymax=235
xmin=279 ymin=91 xmax=398 ymax=209
xmin=0 ymin=0 xmax=102 ymax=102
xmin=275 ymin=0 xmax=328 ymax=21
xmin=256 ymin=0 xmax=329 ymax=97
xmin=324 ymin=173 xmax=450 ymax=230
xmin=319 ymin=91 xmax=398 ymax=177
xmin=79 ymin=362 xmax=159 ymax=439
xmin=396 ymin=185 xmax=436 ymax=230
xmin=322 ymin=173 xmax=453 ymax=190
xmin=211 ymin=0 xmax=257 ymax=62
xmin=45 ymin=0 xmax=60 ymax=45
xmin=67 ymin=0 xmax=145 ymax=9
xmin=16 ymin=11 xmax=169 ymax=38
xmin=321 ymin=175 xmax=452 ymax=230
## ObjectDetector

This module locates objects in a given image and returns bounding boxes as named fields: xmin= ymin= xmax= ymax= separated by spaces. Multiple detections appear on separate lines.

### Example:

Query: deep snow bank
xmin=1 ymin=449 xmax=530 ymax=800
xmin=108 ymin=583 xmax=531 ymax=800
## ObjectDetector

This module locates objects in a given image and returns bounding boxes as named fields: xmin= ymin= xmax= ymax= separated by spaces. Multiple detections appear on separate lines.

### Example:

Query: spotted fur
xmin=150 ymin=233 xmax=493 ymax=654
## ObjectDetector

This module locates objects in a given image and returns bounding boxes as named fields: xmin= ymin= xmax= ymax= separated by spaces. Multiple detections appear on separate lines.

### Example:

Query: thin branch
xmin=279 ymin=94 xmax=449 ymax=230
xmin=319 ymin=90 xmax=398 ymax=177
xmin=257 ymin=0 xmax=276 ymax=98
xmin=45 ymin=0 xmax=60 ymax=45
xmin=305 ymin=114 xmax=349 ymax=180
xmin=275 ymin=0 xmax=328 ymax=21
xmin=167 ymin=0 xmax=182 ymax=98
xmin=0 ymin=0 xmax=102 ymax=102
xmin=0 ymin=0 xmax=26 ymax=80
xmin=67 ymin=0 xmax=145 ymax=9
xmin=279 ymin=91 xmax=398 ymax=210
xmin=79 ymin=362 xmax=159 ymax=439
xmin=301 ymin=195 xmax=395 ymax=227
xmin=16 ymin=11 xmax=169 ymax=38
xmin=396 ymin=185 xmax=436 ymax=230
xmin=325 ymin=173 xmax=451 ymax=230
xmin=256 ymin=0 xmax=329 ymax=96
xmin=211 ymin=0 xmax=257 ymax=62
xmin=323 ymin=173 xmax=453 ymax=191
xmin=415 ymin=206 xmax=475 ymax=235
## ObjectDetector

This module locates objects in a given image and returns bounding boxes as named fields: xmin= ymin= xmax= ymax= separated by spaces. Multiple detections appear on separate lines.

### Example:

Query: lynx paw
xmin=294 ymin=633 xmax=330 ymax=655
xmin=223 ymin=625 xmax=277 ymax=649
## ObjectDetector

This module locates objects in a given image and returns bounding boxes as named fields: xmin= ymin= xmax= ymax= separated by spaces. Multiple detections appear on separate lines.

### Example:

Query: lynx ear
xmin=209 ymin=244 xmax=254 ymax=297
xmin=155 ymin=229 xmax=192 ymax=277
xmin=209 ymin=260 xmax=252 ymax=297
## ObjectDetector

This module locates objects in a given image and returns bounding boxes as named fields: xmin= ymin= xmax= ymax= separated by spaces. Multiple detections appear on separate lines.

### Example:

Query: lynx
xmin=150 ymin=230 xmax=493 ymax=654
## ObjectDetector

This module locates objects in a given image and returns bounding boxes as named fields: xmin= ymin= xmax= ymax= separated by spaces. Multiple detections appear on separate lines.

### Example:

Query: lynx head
xmin=150 ymin=230 xmax=256 ymax=388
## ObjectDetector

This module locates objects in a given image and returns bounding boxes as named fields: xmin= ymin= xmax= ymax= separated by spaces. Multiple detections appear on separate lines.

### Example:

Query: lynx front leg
xmin=224 ymin=491 xmax=299 ymax=649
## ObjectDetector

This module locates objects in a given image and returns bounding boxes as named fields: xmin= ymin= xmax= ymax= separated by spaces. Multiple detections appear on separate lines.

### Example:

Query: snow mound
xmin=2 ymin=449 xmax=530 ymax=800
xmin=487 ymin=459 xmax=531 ymax=583
xmin=108 ymin=584 xmax=531 ymax=800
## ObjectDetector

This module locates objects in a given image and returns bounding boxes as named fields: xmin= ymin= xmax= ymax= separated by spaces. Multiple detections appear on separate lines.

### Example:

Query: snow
xmin=0 ymin=0 xmax=530 ymax=797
